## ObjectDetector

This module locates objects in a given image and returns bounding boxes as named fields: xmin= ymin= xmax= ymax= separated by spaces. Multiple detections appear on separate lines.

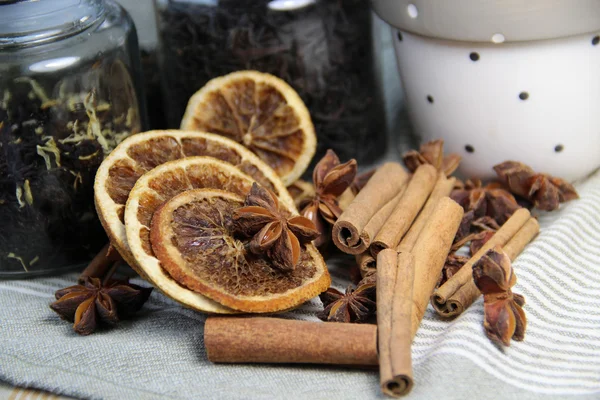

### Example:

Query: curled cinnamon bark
xmin=431 ymin=209 xmax=536 ymax=318
xmin=78 ymin=243 xmax=123 ymax=284
xmin=357 ymin=174 xmax=454 ymax=280
xmin=356 ymin=251 xmax=377 ymax=278
xmin=410 ymin=197 xmax=464 ymax=337
xmin=371 ymin=165 xmax=438 ymax=256
xmin=377 ymin=250 xmax=415 ymax=398
xmin=204 ymin=317 xmax=378 ymax=366
xmin=397 ymin=174 xmax=456 ymax=253
xmin=333 ymin=163 xmax=409 ymax=254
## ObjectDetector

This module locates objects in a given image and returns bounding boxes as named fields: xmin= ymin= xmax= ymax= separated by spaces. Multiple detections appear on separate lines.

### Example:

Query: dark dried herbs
xmin=0 ymin=68 xmax=141 ymax=275
xmin=318 ymin=282 xmax=376 ymax=323
xmin=494 ymin=161 xmax=579 ymax=211
xmin=234 ymin=183 xmax=319 ymax=271
xmin=155 ymin=0 xmax=386 ymax=166
xmin=50 ymin=276 xmax=152 ymax=335
xmin=473 ymin=246 xmax=527 ymax=346
xmin=300 ymin=149 xmax=357 ymax=247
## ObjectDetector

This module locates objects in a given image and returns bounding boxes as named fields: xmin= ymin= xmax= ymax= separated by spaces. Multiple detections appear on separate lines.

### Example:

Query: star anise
xmin=494 ymin=161 xmax=579 ymax=211
xmin=451 ymin=179 xmax=521 ymax=225
xmin=234 ymin=182 xmax=320 ymax=271
xmin=50 ymin=277 xmax=153 ymax=335
xmin=452 ymin=211 xmax=499 ymax=252
xmin=470 ymin=230 xmax=496 ymax=255
xmin=473 ymin=246 xmax=527 ymax=347
xmin=402 ymin=139 xmax=462 ymax=177
xmin=318 ymin=282 xmax=376 ymax=323
xmin=299 ymin=149 xmax=357 ymax=247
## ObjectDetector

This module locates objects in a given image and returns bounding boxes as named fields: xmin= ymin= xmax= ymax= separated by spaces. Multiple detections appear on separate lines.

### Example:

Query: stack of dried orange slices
xmin=94 ymin=71 xmax=329 ymax=314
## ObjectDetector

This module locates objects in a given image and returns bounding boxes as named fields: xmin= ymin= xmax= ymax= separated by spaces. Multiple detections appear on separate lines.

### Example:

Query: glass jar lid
xmin=0 ymin=0 xmax=105 ymax=48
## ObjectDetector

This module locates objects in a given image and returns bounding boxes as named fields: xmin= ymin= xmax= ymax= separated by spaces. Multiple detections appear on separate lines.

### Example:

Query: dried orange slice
xmin=150 ymin=188 xmax=330 ymax=313
xmin=94 ymin=130 xmax=293 ymax=272
xmin=124 ymin=157 xmax=316 ymax=313
xmin=180 ymin=71 xmax=316 ymax=186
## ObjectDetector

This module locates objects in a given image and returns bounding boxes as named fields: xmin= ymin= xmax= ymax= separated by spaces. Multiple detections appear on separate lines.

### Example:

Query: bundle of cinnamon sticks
xmin=334 ymin=163 xmax=463 ymax=397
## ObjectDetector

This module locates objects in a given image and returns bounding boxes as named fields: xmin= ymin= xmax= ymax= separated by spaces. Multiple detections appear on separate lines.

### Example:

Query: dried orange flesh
xmin=94 ymin=130 xmax=294 ymax=273
xmin=180 ymin=71 xmax=316 ymax=186
xmin=150 ymin=188 xmax=330 ymax=313
xmin=124 ymin=157 xmax=269 ymax=313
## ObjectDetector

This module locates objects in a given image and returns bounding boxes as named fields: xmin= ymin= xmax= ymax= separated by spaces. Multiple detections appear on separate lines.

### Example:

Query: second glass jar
xmin=155 ymin=0 xmax=387 ymax=166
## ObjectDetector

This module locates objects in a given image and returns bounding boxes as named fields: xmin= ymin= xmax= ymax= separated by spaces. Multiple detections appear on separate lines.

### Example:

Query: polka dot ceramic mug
xmin=372 ymin=0 xmax=600 ymax=181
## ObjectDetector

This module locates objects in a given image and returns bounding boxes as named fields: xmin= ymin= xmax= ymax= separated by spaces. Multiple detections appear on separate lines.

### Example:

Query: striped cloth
xmin=1 ymin=171 xmax=600 ymax=400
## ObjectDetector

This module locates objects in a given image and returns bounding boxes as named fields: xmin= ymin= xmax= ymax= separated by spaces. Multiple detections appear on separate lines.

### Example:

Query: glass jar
xmin=117 ymin=0 xmax=166 ymax=129
xmin=0 ymin=0 xmax=146 ymax=277
xmin=154 ymin=0 xmax=387 ymax=167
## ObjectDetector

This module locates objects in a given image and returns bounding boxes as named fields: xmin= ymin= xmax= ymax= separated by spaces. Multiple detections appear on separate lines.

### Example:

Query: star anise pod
xmin=50 ymin=277 xmax=153 ymax=335
xmin=318 ymin=282 xmax=376 ymax=323
xmin=454 ymin=209 xmax=475 ymax=244
xmin=452 ymin=212 xmax=500 ymax=252
xmin=402 ymin=139 xmax=462 ymax=177
xmin=299 ymin=149 xmax=357 ymax=247
xmin=451 ymin=179 xmax=521 ymax=225
xmin=494 ymin=161 xmax=579 ymax=211
xmin=470 ymin=230 xmax=496 ymax=255
xmin=473 ymin=246 xmax=527 ymax=347
xmin=234 ymin=182 xmax=320 ymax=271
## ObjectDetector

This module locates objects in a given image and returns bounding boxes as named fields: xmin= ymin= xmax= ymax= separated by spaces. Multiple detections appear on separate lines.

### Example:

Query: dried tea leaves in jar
xmin=1 ymin=67 xmax=141 ymax=274
xmin=157 ymin=0 xmax=386 ymax=165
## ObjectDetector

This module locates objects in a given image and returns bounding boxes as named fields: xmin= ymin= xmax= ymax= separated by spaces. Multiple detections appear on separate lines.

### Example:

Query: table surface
xmin=3 ymin=13 xmax=599 ymax=400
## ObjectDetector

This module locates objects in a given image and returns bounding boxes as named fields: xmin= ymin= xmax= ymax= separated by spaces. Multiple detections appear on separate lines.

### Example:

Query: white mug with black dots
xmin=372 ymin=0 xmax=600 ymax=181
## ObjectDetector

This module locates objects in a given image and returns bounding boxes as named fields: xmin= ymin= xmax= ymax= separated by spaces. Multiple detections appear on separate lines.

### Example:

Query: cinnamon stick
xmin=377 ymin=250 xmax=415 ymax=397
xmin=333 ymin=163 xmax=409 ymax=255
xmin=410 ymin=197 xmax=464 ymax=338
xmin=503 ymin=217 xmax=540 ymax=259
xmin=205 ymin=317 xmax=378 ymax=366
xmin=356 ymin=175 xmax=452 ymax=279
xmin=362 ymin=188 xmax=406 ymax=247
xmin=354 ymin=189 xmax=407 ymax=277
xmin=432 ymin=216 xmax=539 ymax=317
xmin=371 ymin=164 xmax=438 ymax=257
xmin=357 ymin=251 xmax=376 ymax=278
xmin=377 ymin=249 xmax=397 ymax=390
xmin=396 ymin=174 xmax=456 ymax=253
xmin=431 ymin=208 xmax=532 ymax=318
xmin=78 ymin=243 xmax=123 ymax=284
xmin=338 ymin=187 xmax=356 ymax=211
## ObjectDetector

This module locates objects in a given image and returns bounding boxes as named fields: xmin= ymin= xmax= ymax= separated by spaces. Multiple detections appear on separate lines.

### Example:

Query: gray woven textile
xmin=2 ymin=171 xmax=600 ymax=400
